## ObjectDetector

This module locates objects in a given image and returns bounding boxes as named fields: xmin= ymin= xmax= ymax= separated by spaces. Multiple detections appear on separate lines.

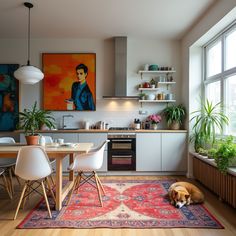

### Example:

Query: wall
xmin=0 ymin=37 xmax=181 ymax=129
xmin=181 ymin=0 xmax=236 ymax=177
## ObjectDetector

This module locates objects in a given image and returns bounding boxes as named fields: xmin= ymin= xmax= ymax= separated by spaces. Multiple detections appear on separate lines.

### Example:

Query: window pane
xmin=225 ymin=75 xmax=236 ymax=135
xmin=206 ymin=81 xmax=221 ymax=105
xmin=206 ymin=41 xmax=222 ymax=77
xmin=225 ymin=28 xmax=236 ymax=70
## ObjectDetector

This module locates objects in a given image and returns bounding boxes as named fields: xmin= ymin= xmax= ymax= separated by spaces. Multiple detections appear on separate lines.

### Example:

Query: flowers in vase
xmin=147 ymin=114 xmax=162 ymax=124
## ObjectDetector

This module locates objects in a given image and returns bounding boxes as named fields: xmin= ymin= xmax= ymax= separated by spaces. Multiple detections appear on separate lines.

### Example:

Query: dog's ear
xmin=172 ymin=190 xmax=178 ymax=198
xmin=185 ymin=194 xmax=190 ymax=200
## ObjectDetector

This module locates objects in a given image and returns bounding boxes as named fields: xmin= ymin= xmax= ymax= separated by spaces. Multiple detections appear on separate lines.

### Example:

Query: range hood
xmin=103 ymin=37 xmax=139 ymax=99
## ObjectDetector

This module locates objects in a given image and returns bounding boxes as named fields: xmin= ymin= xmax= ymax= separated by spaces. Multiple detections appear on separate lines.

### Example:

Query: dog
xmin=168 ymin=181 xmax=204 ymax=208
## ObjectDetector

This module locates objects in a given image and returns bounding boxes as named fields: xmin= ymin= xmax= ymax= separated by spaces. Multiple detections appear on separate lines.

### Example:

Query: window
xmin=204 ymin=22 xmax=236 ymax=136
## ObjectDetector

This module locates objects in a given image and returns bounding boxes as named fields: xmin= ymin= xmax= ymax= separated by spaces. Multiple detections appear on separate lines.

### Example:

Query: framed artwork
xmin=42 ymin=53 xmax=96 ymax=111
xmin=0 ymin=64 xmax=19 ymax=131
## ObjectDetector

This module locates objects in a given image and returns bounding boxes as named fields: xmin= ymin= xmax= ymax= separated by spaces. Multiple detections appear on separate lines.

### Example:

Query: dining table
xmin=0 ymin=142 xmax=93 ymax=210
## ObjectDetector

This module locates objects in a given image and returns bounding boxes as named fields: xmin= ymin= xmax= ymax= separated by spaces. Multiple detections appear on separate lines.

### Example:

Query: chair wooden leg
xmin=49 ymin=174 xmax=55 ymax=187
xmin=2 ymin=174 xmax=12 ymax=199
xmin=46 ymin=177 xmax=56 ymax=204
xmin=94 ymin=172 xmax=103 ymax=207
xmin=95 ymin=172 xmax=106 ymax=195
xmin=8 ymin=168 xmax=14 ymax=195
xmin=41 ymin=181 xmax=52 ymax=219
xmin=14 ymin=183 xmax=28 ymax=220
xmin=11 ymin=166 xmax=21 ymax=186
xmin=21 ymin=183 xmax=31 ymax=209
xmin=67 ymin=172 xmax=81 ymax=206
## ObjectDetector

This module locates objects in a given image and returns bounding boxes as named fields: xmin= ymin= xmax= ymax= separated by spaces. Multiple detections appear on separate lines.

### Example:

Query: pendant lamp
xmin=14 ymin=2 xmax=44 ymax=84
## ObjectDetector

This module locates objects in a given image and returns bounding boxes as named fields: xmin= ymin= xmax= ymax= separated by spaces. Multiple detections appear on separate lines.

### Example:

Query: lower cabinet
xmin=136 ymin=133 xmax=162 ymax=171
xmin=78 ymin=133 xmax=108 ymax=172
xmin=161 ymin=133 xmax=187 ymax=172
xmin=136 ymin=132 xmax=187 ymax=172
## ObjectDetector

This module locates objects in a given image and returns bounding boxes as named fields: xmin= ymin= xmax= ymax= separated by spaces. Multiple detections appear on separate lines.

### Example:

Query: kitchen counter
xmin=14 ymin=129 xmax=187 ymax=133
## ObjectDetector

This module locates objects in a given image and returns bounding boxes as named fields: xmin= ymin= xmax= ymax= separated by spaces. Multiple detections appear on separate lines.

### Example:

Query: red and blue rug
xmin=17 ymin=179 xmax=223 ymax=229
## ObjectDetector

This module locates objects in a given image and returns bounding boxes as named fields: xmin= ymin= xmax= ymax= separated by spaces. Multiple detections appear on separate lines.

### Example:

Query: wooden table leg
xmin=69 ymin=154 xmax=74 ymax=181
xmin=56 ymin=157 xmax=63 ymax=211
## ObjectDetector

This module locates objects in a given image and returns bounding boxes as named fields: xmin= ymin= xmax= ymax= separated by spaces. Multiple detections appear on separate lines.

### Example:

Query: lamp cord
xmin=27 ymin=6 xmax=31 ymax=66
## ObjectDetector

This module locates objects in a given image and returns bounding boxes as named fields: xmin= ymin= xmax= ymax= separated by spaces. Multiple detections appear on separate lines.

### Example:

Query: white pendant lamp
xmin=14 ymin=2 xmax=44 ymax=85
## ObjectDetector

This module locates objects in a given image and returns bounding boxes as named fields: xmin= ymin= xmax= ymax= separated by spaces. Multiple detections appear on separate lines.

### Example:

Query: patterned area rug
xmin=17 ymin=179 xmax=223 ymax=229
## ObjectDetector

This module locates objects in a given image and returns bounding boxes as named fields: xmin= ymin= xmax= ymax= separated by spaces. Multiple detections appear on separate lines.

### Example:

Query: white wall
xmin=0 ymin=37 xmax=181 ymax=129
xmin=181 ymin=0 xmax=236 ymax=177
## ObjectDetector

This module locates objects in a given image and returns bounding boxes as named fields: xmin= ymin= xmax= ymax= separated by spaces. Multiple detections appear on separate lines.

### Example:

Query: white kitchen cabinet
xmin=78 ymin=133 xmax=108 ymax=172
xmin=161 ymin=133 xmax=187 ymax=172
xmin=136 ymin=133 xmax=161 ymax=171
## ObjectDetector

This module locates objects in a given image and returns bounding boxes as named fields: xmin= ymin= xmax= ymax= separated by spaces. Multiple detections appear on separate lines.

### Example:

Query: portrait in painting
xmin=43 ymin=53 xmax=96 ymax=111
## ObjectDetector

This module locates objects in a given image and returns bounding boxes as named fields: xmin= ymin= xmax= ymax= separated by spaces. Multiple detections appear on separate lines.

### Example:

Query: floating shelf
xmin=139 ymin=100 xmax=176 ymax=103
xmin=138 ymin=88 xmax=160 ymax=91
xmin=138 ymin=70 xmax=176 ymax=74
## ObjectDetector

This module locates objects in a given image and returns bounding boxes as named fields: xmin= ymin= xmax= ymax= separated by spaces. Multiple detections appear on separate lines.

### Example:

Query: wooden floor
xmin=0 ymin=175 xmax=235 ymax=236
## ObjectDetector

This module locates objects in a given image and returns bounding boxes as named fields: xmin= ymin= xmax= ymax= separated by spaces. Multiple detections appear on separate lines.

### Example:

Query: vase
xmin=152 ymin=123 xmax=158 ymax=130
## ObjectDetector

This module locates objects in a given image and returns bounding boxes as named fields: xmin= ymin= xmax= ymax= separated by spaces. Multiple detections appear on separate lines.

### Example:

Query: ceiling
xmin=0 ymin=0 xmax=216 ymax=40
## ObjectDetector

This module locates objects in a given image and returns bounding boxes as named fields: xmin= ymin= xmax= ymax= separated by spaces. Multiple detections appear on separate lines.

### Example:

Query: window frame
xmin=203 ymin=21 xmax=236 ymax=136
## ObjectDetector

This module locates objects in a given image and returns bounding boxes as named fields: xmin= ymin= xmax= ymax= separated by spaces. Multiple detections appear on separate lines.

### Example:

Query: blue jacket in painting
xmin=71 ymin=82 xmax=95 ymax=110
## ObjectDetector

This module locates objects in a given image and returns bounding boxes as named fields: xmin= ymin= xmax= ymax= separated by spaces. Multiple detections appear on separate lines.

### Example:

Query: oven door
xmin=108 ymin=137 xmax=136 ymax=170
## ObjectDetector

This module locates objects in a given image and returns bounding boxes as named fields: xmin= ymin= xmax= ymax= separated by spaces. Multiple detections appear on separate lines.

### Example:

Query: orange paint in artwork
xmin=43 ymin=54 xmax=96 ymax=111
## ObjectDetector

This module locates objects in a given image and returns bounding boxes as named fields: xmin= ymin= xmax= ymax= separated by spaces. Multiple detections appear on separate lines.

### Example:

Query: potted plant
xmin=146 ymin=114 xmax=162 ymax=130
xmin=163 ymin=104 xmax=186 ymax=130
xmin=139 ymin=93 xmax=146 ymax=100
xmin=18 ymin=101 xmax=55 ymax=145
xmin=214 ymin=136 xmax=236 ymax=174
xmin=190 ymin=99 xmax=229 ymax=150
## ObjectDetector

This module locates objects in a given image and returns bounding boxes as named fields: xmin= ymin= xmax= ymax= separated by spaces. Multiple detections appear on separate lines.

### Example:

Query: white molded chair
xmin=0 ymin=167 xmax=12 ymax=198
xmin=14 ymin=146 xmax=55 ymax=220
xmin=0 ymin=137 xmax=18 ymax=198
xmin=67 ymin=140 xmax=109 ymax=207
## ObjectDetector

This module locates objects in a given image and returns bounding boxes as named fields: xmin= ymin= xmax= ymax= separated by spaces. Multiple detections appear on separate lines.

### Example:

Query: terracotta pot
xmin=25 ymin=135 xmax=40 ymax=145
xmin=169 ymin=121 xmax=180 ymax=130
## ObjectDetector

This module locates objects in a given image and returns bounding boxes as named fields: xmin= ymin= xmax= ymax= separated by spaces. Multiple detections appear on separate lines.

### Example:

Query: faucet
xmin=62 ymin=114 xmax=74 ymax=129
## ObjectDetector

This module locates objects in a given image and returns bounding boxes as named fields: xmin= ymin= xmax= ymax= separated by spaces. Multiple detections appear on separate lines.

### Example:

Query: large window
xmin=204 ymin=23 xmax=236 ymax=136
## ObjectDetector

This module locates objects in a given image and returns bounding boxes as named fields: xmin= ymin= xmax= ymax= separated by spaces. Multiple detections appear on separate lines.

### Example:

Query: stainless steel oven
xmin=108 ymin=133 xmax=136 ymax=171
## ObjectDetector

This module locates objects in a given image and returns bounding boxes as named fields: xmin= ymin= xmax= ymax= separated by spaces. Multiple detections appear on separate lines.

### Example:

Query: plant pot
xmin=151 ymin=123 xmax=158 ymax=130
xmin=25 ymin=135 xmax=40 ymax=145
xmin=169 ymin=121 xmax=180 ymax=130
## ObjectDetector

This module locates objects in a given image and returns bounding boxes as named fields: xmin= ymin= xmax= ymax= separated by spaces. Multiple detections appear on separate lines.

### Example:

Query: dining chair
xmin=67 ymin=140 xmax=109 ymax=207
xmin=14 ymin=146 xmax=55 ymax=220
xmin=0 ymin=137 xmax=20 ymax=198
xmin=0 ymin=167 xmax=12 ymax=198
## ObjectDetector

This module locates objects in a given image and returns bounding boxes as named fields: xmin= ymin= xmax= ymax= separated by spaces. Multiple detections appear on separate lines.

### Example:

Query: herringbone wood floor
xmin=0 ymin=175 xmax=235 ymax=236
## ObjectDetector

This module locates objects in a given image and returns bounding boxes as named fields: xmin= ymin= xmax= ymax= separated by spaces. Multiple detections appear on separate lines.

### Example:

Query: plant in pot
xmin=139 ymin=93 xmax=146 ymax=100
xmin=162 ymin=104 xmax=186 ymax=130
xmin=190 ymin=99 xmax=229 ymax=151
xmin=18 ymin=102 xmax=55 ymax=145
xmin=214 ymin=136 xmax=236 ymax=174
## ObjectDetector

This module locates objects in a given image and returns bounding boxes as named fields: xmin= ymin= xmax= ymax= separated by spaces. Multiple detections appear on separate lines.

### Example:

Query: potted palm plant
xmin=163 ymin=104 xmax=186 ymax=130
xmin=190 ymin=99 xmax=228 ymax=151
xmin=18 ymin=101 xmax=55 ymax=145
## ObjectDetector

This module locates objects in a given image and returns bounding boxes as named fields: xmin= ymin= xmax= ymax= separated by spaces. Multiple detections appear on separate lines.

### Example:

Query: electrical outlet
xmin=139 ymin=110 xmax=148 ymax=115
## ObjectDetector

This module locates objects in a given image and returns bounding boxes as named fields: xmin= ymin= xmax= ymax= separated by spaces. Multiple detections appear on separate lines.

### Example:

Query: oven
xmin=108 ymin=133 xmax=136 ymax=171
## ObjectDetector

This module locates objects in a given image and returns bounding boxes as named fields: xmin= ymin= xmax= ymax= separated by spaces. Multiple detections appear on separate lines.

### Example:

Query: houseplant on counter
xmin=162 ymin=104 xmax=186 ymax=130
xmin=147 ymin=114 xmax=162 ymax=130
xmin=18 ymin=101 xmax=55 ymax=145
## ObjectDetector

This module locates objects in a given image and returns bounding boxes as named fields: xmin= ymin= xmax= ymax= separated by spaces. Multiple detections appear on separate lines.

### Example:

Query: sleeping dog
xmin=168 ymin=181 xmax=204 ymax=208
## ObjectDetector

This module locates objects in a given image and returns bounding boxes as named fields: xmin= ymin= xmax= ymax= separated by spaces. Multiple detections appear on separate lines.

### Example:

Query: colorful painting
xmin=0 ymin=64 xmax=19 ymax=131
xmin=42 ymin=53 xmax=96 ymax=111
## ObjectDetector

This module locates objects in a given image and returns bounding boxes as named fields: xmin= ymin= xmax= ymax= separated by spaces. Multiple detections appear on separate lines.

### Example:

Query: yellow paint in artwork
xmin=59 ymin=76 xmax=74 ymax=92
xmin=45 ymin=64 xmax=62 ymax=74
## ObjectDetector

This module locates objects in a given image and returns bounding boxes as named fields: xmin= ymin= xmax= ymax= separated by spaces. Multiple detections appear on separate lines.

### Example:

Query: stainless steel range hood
xmin=103 ymin=37 xmax=139 ymax=99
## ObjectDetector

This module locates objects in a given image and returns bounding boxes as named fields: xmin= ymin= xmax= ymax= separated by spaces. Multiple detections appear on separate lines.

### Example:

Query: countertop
xmin=14 ymin=129 xmax=188 ymax=133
